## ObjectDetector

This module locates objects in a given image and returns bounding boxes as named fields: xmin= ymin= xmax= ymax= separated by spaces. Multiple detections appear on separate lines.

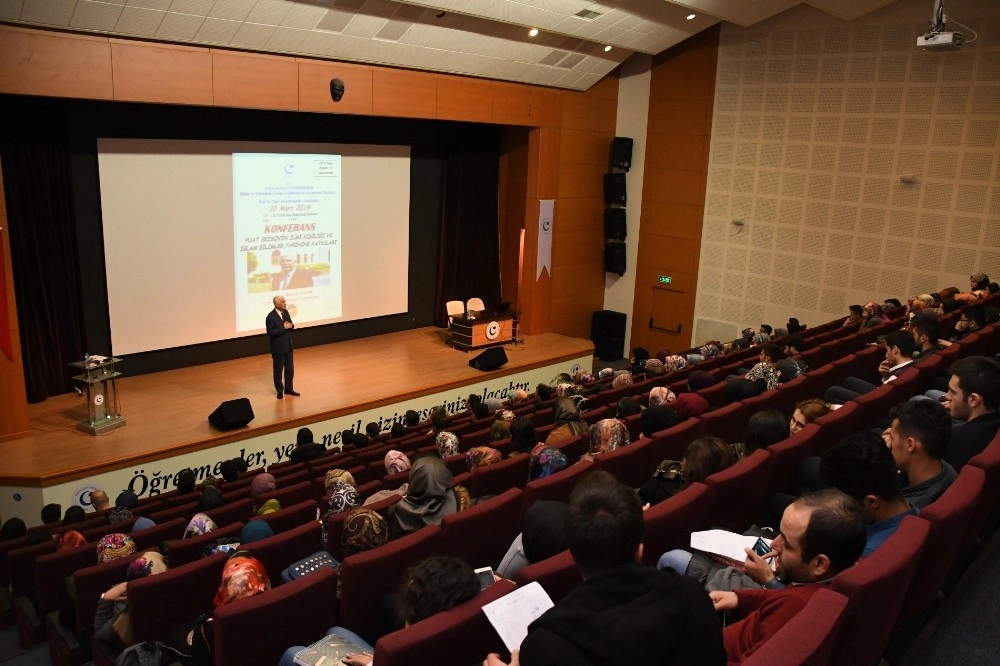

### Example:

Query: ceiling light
xmin=529 ymin=28 xmax=538 ymax=37
xmin=686 ymin=13 xmax=696 ymax=20
xmin=604 ymin=45 xmax=612 ymax=52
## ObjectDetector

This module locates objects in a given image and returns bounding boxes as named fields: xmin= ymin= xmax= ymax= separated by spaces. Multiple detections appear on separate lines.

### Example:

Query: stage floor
xmin=3 ymin=328 xmax=593 ymax=487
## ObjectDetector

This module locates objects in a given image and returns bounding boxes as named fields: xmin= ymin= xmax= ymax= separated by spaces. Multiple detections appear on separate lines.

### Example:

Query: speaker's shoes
xmin=286 ymin=390 xmax=301 ymax=396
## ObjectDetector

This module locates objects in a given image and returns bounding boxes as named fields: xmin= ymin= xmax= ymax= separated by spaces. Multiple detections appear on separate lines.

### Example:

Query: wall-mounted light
xmin=529 ymin=28 xmax=538 ymax=37
xmin=604 ymin=45 xmax=612 ymax=52
xmin=687 ymin=14 xmax=696 ymax=20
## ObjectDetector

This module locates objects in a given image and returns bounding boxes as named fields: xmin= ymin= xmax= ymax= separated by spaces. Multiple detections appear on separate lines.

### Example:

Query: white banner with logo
xmin=537 ymin=199 xmax=554 ymax=280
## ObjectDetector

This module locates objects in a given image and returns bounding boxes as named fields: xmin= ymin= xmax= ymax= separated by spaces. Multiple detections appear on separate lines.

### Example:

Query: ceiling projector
xmin=917 ymin=31 xmax=964 ymax=50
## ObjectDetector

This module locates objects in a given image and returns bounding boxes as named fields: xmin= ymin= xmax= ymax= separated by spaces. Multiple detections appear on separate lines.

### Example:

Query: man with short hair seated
xmin=708 ymin=489 xmax=866 ymax=662
xmin=885 ymin=400 xmax=956 ymax=508
xmin=485 ymin=471 xmax=725 ymax=666
xmin=824 ymin=331 xmax=917 ymax=405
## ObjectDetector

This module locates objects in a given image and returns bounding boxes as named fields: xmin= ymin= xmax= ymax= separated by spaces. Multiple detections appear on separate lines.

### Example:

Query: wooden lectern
xmin=448 ymin=314 xmax=516 ymax=351
xmin=70 ymin=356 xmax=126 ymax=435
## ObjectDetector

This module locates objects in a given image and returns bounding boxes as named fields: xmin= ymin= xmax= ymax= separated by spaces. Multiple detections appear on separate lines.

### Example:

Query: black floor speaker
xmin=208 ymin=398 xmax=255 ymax=430
xmin=469 ymin=347 xmax=508 ymax=371
xmin=592 ymin=310 xmax=626 ymax=361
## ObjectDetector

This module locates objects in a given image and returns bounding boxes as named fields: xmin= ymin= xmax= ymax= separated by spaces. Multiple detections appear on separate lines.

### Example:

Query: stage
xmin=0 ymin=328 xmax=593 ymax=522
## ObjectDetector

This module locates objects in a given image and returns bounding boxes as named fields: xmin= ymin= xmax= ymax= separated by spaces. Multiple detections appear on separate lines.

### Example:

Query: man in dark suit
xmin=271 ymin=255 xmax=313 ymax=290
xmin=267 ymin=295 xmax=300 ymax=399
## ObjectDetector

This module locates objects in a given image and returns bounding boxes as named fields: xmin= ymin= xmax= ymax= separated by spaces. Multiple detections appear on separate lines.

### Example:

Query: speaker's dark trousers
xmin=273 ymin=350 xmax=294 ymax=393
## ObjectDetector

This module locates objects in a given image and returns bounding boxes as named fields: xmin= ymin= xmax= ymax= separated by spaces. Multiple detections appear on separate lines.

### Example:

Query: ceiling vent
xmin=574 ymin=9 xmax=602 ymax=20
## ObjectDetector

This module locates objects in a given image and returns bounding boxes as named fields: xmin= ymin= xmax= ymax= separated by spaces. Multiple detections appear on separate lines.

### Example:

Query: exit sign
xmin=658 ymin=276 xmax=672 ymax=284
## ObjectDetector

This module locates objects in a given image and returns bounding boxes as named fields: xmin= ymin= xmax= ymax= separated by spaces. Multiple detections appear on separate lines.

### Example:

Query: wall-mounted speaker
xmin=611 ymin=137 xmax=633 ymax=171
xmin=603 ymin=173 xmax=626 ymax=205
xmin=605 ymin=242 xmax=626 ymax=276
xmin=604 ymin=208 xmax=626 ymax=241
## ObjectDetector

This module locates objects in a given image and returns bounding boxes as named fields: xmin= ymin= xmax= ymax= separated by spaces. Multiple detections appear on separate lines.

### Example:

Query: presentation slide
xmin=98 ymin=139 xmax=410 ymax=356
xmin=232 ymin=153 xmax=343 ymax=331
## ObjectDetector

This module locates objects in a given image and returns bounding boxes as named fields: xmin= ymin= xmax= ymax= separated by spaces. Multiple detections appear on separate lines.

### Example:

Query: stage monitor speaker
xmin=592 ymin=310 xmax=627 ymax=361
xmin=605 ymin=241 xmax=626 ymax=276
xmin=208 ymin=398 xmax=255 ymax=430
xmin=604 ymin=208 xmax=626 ymax=240
xmin=603 ymin=173 xmax=626 ymax=205
xmin=611 ymin=137 xmax=633 ymax=171
xmin=469 ymin=347 xmax=508 ymax=371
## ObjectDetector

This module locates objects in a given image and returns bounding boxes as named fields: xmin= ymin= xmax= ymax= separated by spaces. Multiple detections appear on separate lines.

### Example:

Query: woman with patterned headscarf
xmin=611 ymin=371 xmax=633 ymax=390
xmin=582 ymin=419 xmax=630 ymax=462
xmin=545 ymin=397 xmax=590 ymax=446
xmin=96 ymin=533 xmax=136 ymax=564
xmin=94 ymin=550 xmax=168 ymax=648
xmin=327 ymin=482 xmax=361 ymax=515
xmin=167 ymin=554 xmax=272 ymax=664
xmin=528 ymin=447 xmax=569 ymax=481
xmin=860 ymin=301 xmax=890 ymax=330
xmin=662 ymin=355 xmax=688 ymax=373
xmin=184 ymin=513 xmax=218 ymax=539
xmin=649 ymin=386 xmax=676 ymax=407
xmin=435 ymin=431 xmax=460 ymax=457
xmin=389 ymin=455 xmax=457 ymax=538
xmin=250 ymin=473 xmax=276 ymax=506
xmin=466 ymin=446 xmax=502 ymax=471
xmin=383 ymin=450 xmax=411 ymax=475
xmin=341 ymin=508 xmax=390 ymax=558
xmin=324 ymin=469 xmax=357 ymax=494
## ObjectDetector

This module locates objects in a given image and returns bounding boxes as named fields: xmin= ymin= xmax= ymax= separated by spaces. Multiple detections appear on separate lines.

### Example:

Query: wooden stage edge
xmin=2 ymin=328 xmax=594 ymax=488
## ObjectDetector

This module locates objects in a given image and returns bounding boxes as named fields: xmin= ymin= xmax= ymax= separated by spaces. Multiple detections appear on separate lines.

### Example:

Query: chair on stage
xmin=446 ymin=300 xmax=465 ymax=324
xmin=465 ymin=297 xmax=485 ymax=317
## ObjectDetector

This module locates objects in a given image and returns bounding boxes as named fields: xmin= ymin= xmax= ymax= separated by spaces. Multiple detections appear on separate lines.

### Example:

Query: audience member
xmin=90 ymin=489 xmax=111 ymax=512
xmin=509 ymin=416 xmax=539 ymax=455
xmin=94 ymin=550 xmax=168 ymax=649
xmin=789 ymin=399 xmax=831 ymax=434
xmin=943 ymin=356 xmax=1000 ymax=469
xmin=63 ymin=506 xmax=86 ymax=524
xmin=580 ymin=419 xmax=629 ymax=462
xmin=388 ymin=455 xmax=458 ymax=539
xmin=108 ymin=491 xmax=138 ymax=524
xmin=435 ymin=431 xmax=460 ymax=457
xmin=707 ymin=490 xmax=866 ymax=663
xmin=639 ymin=435 xmax=732 ymax=506
xmin=528 ymin=447 xmax=569 ymax=481
xmin=184 ymin=513 xmax=218 ymax=539
xmin=886 ymin=401 xmax=955 ymax=508
xmin=545 ymin=398 xmax=589 ymax=446
xmin=485 ymin=471 xmax=724 ymax=666
xmin=1 ymin=517 xmax=27 ymax=541
xmin=289 ymin=427 xmax=325 ymax=463
xmin=466 ymin=446 xmax=502 ymax=471
xmin=384 ymin=450 xmax=411 ymax=475
xmin=824 ymin=331 xmax=917 ymax=404
xmin=640 ymin=405 xmax=679 ymax=438
xmin=41 ymin=503 xmax=61 ymax=525
xmin=497 ymin=500 xmax=569 ymax=579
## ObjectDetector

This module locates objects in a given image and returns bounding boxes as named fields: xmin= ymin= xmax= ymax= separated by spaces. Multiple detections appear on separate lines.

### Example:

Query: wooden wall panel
xmin=552 ymin=229 xmax=604 ymax=268
xmin=528 ymin=88 xmax=562 ymax=127
xmin=0 ymin=160 xmax=31 ymax=441
xmin=372 ymin=69 xmax=437 ymax=118
xmin=559 ymin=129 xmax=610 ymax=166
xmin=298 ymin=60 xmax=373 ymax=115
xmin=554 ymin=198 xmax=603 ymax=236
xmin=491 ymin=82 xmax=533 ymax=125
xmin=212 ymin=51 xmax=299 ymax=110
xmin=630 ymin=26 xmax=719 ymax=352
xmin=498 ymin=128 xmax=530 ymax=307
xmin=551 ymin=293 xmax=603 ymax=338
xmin=111 ymin=41 xmax=213 ymax=105
xmin=560 ymin=95 xmax=617 ymax=132
xmin=437 ymin=75 xmax=494 ymax=123
xmin=0 ymin=27 xmax=112 ymax=100
xmin=557 ymin=163 xmax=605 ymax=200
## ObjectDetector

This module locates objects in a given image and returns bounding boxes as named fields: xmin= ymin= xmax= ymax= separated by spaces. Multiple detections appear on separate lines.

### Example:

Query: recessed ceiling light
xmin=686 ymin=13 xmax=696 ymax=20
xmin=529 ymin=28 xmax=539 ymax=37
xmin=604 ymin=45 xmax=612 ymax=52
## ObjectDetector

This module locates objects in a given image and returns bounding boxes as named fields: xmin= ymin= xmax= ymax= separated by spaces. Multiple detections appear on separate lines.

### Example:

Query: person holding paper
xmin=267 ymin=295 xmax=299 ymax=399
xmin=485 ymin=470 xmax=725 ymax=666
xmin=707 ymin=489 xmax=866 ymax=663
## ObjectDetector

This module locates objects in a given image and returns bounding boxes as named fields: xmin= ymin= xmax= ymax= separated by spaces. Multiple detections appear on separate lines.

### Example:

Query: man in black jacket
xmin=289 ymin=427 xmax=325 ymax=463
xmin=943 ymin=356 xmax=1000 ymax=469
xmin=484 ymin=471 xmax=725 ymax=666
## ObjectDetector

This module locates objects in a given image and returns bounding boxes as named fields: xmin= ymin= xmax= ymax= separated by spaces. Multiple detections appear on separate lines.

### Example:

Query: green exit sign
xmin=658 ymin=275 xmax=672 ymax=284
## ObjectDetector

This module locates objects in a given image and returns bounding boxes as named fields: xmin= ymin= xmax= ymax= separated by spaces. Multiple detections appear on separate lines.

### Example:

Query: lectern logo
xmin=94 ymin=394 xmax=104 ymax=406
xmin=486 ymin=321 xmax=501 ymax=340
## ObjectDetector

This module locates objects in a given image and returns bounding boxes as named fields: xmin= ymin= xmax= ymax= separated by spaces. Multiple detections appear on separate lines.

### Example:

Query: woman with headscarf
xmin=325 ymin=469 xmax=357 ymax=494
xmin=611 ymin=371 xmax=634 ymax=390
xmin=640 ymin=405 xmax=679 ymax=438
xmin=383 ymin=451 xmax=411 ymax=475
xmin=94 ymin=550 xmax=169 ymax=648
xmin=466 ymin=446 xmax=502 ymax=471
xmin=615 ymin=397 xmax=643 ymax=419
xmin=544 ymin=397 xmax=590 ymax=446
xmin=250 ymin=473 xmax=276 ymax=507
xmin=327 ymin=482 xmax=361 ymax=515
xmin=648 ymin=386 xmax=676 ymax=407
xmin=256 ymin=499 xmax=281 ymax=516
xmin=639 ymin=436 xmax=733 ymax=506
xmin=167 ymin=554 xmax=272 ymax=665
xmin=527 ymin=447 xmax=569 ymax=481
xmin=184 ymin=513 xmax=218 ymax=539
xmin=509 ymin=416 xmax=540 ymax=456
xmin=198 ymin=484 xmax=225 ymax=513
xmin=687 ymin=370 xmax=717 ymax=393
xmin=435 ymin=431 xmax=460 ymax=458
xmin=341 ymin=508 xmax=390 ymax=558
xmin=860 ymin=301 xmax=890 ymax=330
xmin=672 ymin=392 xmax=710 ymax=420
xmin=581 ymin=419 xmax=630 ymax=462
xmin=57 ymin=530 xmax=87 ymax=551
xmin=240 ymin=520 xmax=274 ymax=544
xmin=389 ymin=455 xmax=458 ymax=539
xmin=491 ymin=419 xmax=511 ymax=441
xmin=496 ymin=500 xmax=569 ymax=579
xmin=96 ymin=533 xmax=136 ymax=564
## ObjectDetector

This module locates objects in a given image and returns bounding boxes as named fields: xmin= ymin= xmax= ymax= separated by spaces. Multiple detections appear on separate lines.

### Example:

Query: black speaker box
xmin=603 ymin=173 xmax=626 ymax=205
xmin=611 ymin=137 xmax=633 ymax=171
xmin=592 ymin=310 xmax=627 ymax=361
xmin=469 ymin=347 xmax=508 ymax=371
xmin=208 ymin=398 xmax=255 ymax=430
xmin=604 ymin=208 xmax=626 ymax=241
xmin=605 ymin=241 xmax=626 ymax=276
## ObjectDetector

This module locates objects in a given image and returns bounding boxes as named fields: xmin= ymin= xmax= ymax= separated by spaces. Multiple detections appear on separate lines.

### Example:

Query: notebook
xmin=293 ymin=633 xmax=371 ymax=666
